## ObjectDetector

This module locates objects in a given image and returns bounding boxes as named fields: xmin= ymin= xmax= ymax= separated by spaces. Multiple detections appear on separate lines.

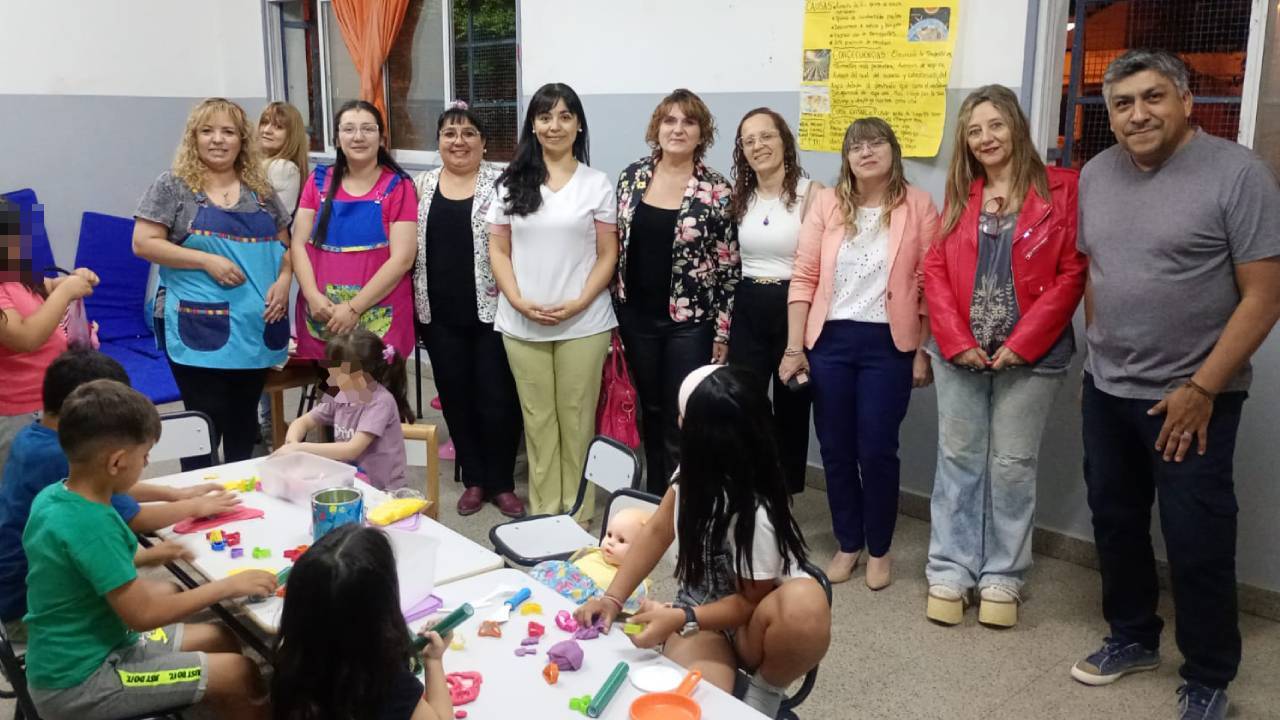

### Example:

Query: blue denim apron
xmin=160 ymin=191 xmax=289 ymax=369
xmin=295 ymin=166 xmax=414 ymax=359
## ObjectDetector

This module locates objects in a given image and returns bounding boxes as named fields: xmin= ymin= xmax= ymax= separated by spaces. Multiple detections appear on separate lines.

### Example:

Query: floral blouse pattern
xmin=614 ymin=156 xmax=740 ymax=342
xmin=412 ymin=162 xmax=502 ymax=324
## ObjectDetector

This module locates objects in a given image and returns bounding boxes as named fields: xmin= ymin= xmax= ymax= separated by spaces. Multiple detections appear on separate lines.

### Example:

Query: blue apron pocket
xmin=263 ymin=316 xmax=290 ymax=350
xmin=177 ymin=300 xmax=231 ymax=352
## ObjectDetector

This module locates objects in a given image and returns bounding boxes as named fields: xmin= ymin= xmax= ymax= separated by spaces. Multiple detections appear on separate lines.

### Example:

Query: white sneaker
xmin=978 ymin=585 xmax=1020 ymax=628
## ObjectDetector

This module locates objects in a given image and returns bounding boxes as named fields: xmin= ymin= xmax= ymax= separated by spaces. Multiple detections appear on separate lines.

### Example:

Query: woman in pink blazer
xmin=782 ymin=118 xmax=940 ymax=589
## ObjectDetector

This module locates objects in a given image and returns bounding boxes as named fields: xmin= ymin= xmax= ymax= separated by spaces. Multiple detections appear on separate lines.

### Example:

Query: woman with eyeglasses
xmin=613 ymin=89 xmax=740 ymax=494
xmin=784 ymin=118 xmax=939 ymax=590
xmin=291 ymin=100 xmax=418 ymax=364
xmin=412 ymin=102 xmax=525 ymax=519
xmin=725 ymin=108 xmax=822 ymax=494
xmin=922 ymin=85 xmax=1085 ymax=628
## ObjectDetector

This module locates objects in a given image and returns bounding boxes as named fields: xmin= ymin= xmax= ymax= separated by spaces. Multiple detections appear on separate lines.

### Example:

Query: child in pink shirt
xmin=276 ymin=328 xmax=413 ymax=491
xmin=0 ymin=199 xmax=100 ymax=470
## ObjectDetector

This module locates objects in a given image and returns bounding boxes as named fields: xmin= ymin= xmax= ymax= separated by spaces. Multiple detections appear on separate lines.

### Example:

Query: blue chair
xmin=73 ymin=212 xmax=152 ymax=342
xmin=70 ymin=211 xmax=180 ymax=404
xmin=1 ymin=189 xmax=58 ymax=278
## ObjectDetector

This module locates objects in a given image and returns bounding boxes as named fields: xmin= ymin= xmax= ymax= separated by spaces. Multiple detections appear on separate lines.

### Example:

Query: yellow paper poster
xmin=800 ymin=1 xmax=959 ymax=157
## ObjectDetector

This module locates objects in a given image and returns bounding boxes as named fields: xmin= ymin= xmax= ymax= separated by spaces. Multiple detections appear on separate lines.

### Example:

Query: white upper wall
xmin=520 ymin=0 xmax=1029 ymax=95
xmin=0 ymin=0 xmax=266 ymax=97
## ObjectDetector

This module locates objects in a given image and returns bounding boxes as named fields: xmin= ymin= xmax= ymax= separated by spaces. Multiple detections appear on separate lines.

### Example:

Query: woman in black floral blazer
xmin=614 ymin=88 xmax=740 ymax=493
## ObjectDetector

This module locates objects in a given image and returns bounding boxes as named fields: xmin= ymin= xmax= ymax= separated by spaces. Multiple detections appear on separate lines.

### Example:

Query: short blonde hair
xmin=645 ymin=89 xmax=716 ymax=163
xmin=172 ymin=98 xmax=273 ymax=197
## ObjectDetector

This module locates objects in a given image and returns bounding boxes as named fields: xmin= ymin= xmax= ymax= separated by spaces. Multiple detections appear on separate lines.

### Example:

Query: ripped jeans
xmin=925 ymin=358 xmax=1064 ymax=595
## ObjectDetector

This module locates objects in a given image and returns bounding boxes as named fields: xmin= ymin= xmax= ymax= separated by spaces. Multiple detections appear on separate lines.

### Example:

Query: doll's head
xmin=600 ymin=508 xmax=653 ymax=566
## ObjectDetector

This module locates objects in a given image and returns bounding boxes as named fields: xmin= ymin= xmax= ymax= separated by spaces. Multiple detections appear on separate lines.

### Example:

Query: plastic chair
xmin=1 ymin=189 xmax=57 ymax=280
xmin=152 ymin=411 xmax=218 ymax=466
xmin=402 ymin=423 xmax=440 ymax=520
xmin=489 ymin=436 xmax=640 ymax=566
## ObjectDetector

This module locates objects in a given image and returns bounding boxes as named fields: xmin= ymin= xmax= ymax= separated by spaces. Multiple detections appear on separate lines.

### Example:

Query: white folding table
xmin=428 ymin=568 xmax=768 ymax=720
xmin=145 ymin=458 xmax=503 ymax=636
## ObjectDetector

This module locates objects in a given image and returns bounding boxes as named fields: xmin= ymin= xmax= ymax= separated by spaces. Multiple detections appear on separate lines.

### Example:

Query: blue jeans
xmin=1082 ymin=374 xmax=1244 ymax=688
xmin=808 ymin=321 xmax=913 ymax=556
xmin=926 ymin=358 xmax=1063 ymax=593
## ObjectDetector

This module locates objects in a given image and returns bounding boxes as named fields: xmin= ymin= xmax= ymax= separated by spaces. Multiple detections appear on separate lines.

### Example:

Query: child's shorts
xmin=30 ymin=624 xmax=208 ymax=720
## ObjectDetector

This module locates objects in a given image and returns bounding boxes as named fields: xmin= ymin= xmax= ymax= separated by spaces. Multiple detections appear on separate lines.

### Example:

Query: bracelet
xmin=345 ymin=301 xmax=361 ymax=315
xmin=783 ymin=347 xmax=804 ymax=356
xmin=1183 ymin=379 xmax=1216 ymax=400
xmin=602 ymin=594 xmax=625 ymax=611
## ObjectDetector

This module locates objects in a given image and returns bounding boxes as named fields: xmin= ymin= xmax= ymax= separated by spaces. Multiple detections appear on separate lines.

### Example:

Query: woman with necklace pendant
xmin=613 ymin=89 xmax=740 ymax=494
xmin=725 ymin=108 xmax=823 ymax=494
xmin=784 ymin=117 xmax=940 ymax=590
xmin=921 ymin=86 xmax=1084 ymax=628
xmin=133 ymin=98 xmax=294 ymax=468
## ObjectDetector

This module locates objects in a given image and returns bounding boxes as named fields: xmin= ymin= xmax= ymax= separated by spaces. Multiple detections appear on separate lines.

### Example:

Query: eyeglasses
xmin=338 ymin=124 xmax=380 ymax=137
xmin=849 ymin=138 xmax=889 ymax=154
xmin=440 ymin=128 xmax=481 ymax=141
xmin=738 ymin=131 xmax=780 ymax=149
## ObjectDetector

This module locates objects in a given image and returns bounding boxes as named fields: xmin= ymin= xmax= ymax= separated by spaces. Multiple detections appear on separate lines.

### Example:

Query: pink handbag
xmin=596 ymin=332 xmax=641 ymax=449
xmin=64 ymin=298 xmax=97 ymax=350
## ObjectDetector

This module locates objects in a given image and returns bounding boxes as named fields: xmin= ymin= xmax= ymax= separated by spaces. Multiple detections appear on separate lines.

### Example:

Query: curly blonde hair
xmin=172 ymin=98 xmax=273 ymax=197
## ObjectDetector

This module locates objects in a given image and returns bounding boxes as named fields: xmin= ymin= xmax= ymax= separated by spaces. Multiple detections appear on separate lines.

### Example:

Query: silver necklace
xmin=758 ymin=194 xmax=783 ymax=226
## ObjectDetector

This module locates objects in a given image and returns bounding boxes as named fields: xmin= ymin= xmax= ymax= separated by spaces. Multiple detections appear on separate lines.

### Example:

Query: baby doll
xmin=530 ymin=508 xmax=654 ymax=613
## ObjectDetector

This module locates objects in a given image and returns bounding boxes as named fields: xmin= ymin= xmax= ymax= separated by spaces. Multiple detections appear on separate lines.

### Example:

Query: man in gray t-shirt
xmin=1070 ymin=50 xmax=1280 ymax=719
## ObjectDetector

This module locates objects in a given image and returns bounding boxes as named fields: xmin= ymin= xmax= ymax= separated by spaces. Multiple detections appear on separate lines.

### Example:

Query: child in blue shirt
xmin=0 ymin=350 xmax=239 ymax=642
xmin=23 ymin=378 xmax=277 ymax=720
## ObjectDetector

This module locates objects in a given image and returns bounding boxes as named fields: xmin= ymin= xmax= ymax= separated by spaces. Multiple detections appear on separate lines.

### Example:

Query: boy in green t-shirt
xmin=22 ymin=379 xmax=277 ymax=720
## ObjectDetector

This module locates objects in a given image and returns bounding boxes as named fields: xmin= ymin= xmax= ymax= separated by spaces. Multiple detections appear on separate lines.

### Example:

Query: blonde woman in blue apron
xmin=134 ymin=98 xmax=294 ymax=469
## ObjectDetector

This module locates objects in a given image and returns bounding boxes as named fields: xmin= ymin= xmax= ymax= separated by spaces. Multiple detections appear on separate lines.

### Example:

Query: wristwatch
xmin=676 ymin=605 xmax=700 ymax=637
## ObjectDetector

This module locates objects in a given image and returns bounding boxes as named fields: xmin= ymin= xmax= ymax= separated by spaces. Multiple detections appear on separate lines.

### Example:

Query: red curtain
xmin=332 ymin=0 xmax=411 ymax=120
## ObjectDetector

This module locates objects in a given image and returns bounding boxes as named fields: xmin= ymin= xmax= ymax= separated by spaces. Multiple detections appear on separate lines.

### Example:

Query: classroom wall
xmin=520 ymin=0 xmax=1280 ymax=594
xmin=0 ymin=0 xmax=270 ymax=266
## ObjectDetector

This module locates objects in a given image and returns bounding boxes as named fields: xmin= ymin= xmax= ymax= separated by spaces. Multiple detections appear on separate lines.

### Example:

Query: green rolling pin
xmin=412 ymin=603 xmax=475 ymax=651
xmin=586 ymin=661 xmax=629 ymax=718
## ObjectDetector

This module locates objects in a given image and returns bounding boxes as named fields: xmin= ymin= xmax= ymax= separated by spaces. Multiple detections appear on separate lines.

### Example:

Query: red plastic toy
xmin=282 ymin=544 xmax=309 ymax=561
xmin=173 ymin=508 xmax=264 ymax=534
xmin=527 ymin=620 xmax=545 ymax=638
xmin=224 ymin=532 xmax=240 ymax=547
xmin=446 ymin=672 xmax=482 ymax=705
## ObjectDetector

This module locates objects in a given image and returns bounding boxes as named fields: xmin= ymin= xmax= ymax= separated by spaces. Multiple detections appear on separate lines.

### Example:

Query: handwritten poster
xmin=800 ymin=1 xmax=959 ymax=157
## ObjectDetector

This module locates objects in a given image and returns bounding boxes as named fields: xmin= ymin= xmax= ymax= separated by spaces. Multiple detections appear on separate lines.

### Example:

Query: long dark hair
xmin=0 ymin=198 xmax=46 ymax=299
xmin=325 ymin=328 xmax=415 ymax=422
xmin=313 ymin=100 xmax=411 ymax=245
xmin=272 ymin=525 xmax=413 ymax=720
xmin=496 ymin=83 xmax=589 ymax=217
xmin=728 ymin=108 xmax=806 ymax=223
xmin=674 ymin=366 xmax=808 ymax=587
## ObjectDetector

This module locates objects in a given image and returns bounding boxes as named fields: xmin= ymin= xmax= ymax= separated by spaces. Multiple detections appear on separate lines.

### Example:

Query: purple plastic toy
xmin=521 ymin=636 xmax=541 ymax=646
xmin=547 ymin=640 xmax=583 ymax=671
xmin=514 ymin=646 xmax=537 ymax=657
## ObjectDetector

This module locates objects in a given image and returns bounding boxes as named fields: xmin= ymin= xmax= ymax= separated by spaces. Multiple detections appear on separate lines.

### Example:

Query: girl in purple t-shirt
xmin=276 ymin=329 xmax=413 ymax=491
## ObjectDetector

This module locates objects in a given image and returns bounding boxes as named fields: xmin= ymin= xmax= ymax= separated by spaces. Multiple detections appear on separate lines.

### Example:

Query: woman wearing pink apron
xmin=292 ymin=101 xmax=417 ymax=361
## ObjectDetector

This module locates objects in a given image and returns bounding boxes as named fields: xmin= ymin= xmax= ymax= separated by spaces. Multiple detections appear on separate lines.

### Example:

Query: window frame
xmin=264 ymin=0 xmax=519 ymax=169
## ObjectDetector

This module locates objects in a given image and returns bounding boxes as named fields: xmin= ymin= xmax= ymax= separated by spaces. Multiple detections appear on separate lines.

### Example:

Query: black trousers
xmin=617 ymin=304 xmax=713 ymax=494
xmin=727 ymin=279 xmax=812 ymax=493
xmin=1082 ymin=374 xmax=1245 ymax=689
xmin=157 ymin=315 xmax=267 ymax=470
xmin=417 ymin=319 xmax=521 ymax=494
xmin=167 ymin=361 xmax=267 ymax=471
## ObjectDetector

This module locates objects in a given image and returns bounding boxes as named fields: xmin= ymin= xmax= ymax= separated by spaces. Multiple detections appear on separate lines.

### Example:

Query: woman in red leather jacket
xmin=921 ymin=85 xmax=1086 ymax=629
